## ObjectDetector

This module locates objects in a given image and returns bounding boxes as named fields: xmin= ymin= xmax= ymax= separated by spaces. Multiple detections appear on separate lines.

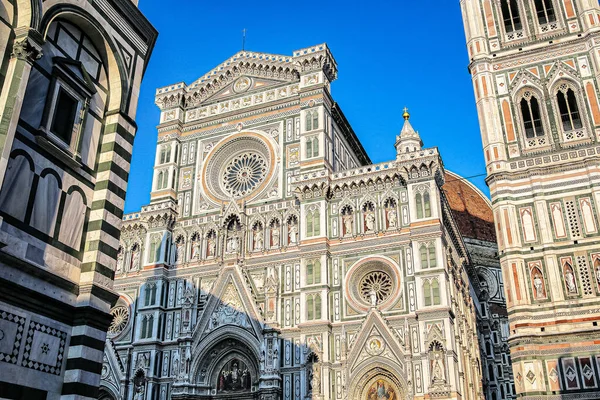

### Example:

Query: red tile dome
xmin=443 ymin=171 xmax=496 ymax=242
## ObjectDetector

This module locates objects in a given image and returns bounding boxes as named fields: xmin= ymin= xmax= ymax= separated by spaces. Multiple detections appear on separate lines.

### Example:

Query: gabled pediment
xmin=193 ymin=266 xmax=263 ymax=343
xmin=183 ymin=52 xmax=301 ymax=107
xmin=347 ymin=310 xmax=406 ymax=374
xmin=189 ymin=75 xmax=298 ymax=107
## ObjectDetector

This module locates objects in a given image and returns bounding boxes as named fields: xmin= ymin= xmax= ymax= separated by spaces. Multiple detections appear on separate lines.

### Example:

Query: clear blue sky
xmin=125 ymin=0 xmax=486 ymax=213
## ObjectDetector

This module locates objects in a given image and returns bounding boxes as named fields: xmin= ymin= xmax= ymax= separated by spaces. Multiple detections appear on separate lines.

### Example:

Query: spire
xmin=395 ymin=107 xmax=423 ymax=155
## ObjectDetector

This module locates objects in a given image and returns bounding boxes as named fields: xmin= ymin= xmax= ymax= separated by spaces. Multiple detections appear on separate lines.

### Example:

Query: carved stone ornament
xmin=11 ymin=37 xmax=43 ymax=63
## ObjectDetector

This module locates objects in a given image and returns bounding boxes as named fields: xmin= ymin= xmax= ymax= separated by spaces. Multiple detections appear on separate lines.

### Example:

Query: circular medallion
xmin=366 ymin=336 xmax=385 ymax=356
xmin=222 ymin=153 xmax=267 ymax=198
xmin=360 ymin=271 xmax=393 ymax=304
xmin=233 ymin=77 xmax=251 ymax=93
xmin=108 ymin=305 xmax=130 ymax=336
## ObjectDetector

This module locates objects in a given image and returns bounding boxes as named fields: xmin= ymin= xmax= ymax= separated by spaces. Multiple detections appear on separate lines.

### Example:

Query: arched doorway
xmin=194 ymin=337 xmax=259 ymax=399
xmin=350 ymin=367 xmax=406 ymax=400
xmin=98 ymin=387 xmax=117 ymax=400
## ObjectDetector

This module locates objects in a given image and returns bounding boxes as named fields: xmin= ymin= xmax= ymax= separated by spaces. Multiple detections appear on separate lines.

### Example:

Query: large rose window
xmin=360 ymin=271 xmax=393 ymax=304
xmin=223 ymin=153 xmax=268 ymax=198
xmin=108 ymin=305 xmax=130 ymax=336
xmin=345 ymin=257 xmax=402 ymax=311
xmin=202 ymin=133 xmax=275 ymax=202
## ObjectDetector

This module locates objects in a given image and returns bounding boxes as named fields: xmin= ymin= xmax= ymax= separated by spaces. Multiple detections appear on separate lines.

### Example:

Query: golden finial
xmin=402 ymin=107 xmax=410 ymax=120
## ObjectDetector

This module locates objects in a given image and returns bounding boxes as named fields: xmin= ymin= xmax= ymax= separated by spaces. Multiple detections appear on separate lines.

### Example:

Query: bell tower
xmin=461 ymin=0 xmax=600 ymax=398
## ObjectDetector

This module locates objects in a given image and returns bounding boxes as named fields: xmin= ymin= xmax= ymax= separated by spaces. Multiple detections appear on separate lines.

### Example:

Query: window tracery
xmin=108 ymin=304 xmax=130 ymax=336
xmin=415 ymin=191 xmax=432 ymax=219
xmin=533 ymin=0 xmax=556 ymax=25
xmin=554 ymin=82 xmax=587 ymax=142
xmin=305 ymin=110 xmax=319 ymax=131
xmin=306 ymin=259 xmax=321 ymax=285
xmin=423 ymin=279 xmax=441 ymax=306
xmin=420 ymin=244 xmax=437 ymax=269
xmin=500 ymin=0 xmax=523 ymax=38
xmin=222 ymin=152 xmax=267 ymax=198
xmin=306 ymin=293 xmax=322 ymax=320
xmin=360 ymin=271 xmax=393 ymax=305
xmin=306 ymin=206 xmax=320 ymax=237
xmin=306 ymin=136 xmax=319 ymax=158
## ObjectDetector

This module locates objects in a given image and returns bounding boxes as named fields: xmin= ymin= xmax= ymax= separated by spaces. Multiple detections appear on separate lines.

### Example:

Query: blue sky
xmin=125 ymin=0 xmax=486 ymax=213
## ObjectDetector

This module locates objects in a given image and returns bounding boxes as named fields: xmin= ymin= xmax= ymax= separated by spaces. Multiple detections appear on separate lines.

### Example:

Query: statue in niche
xmin=116 ymin=248 xmax=124 ymax=274
xmin=289 ymin=222 xmax=298 ymax=244
xmin=429 ymin=342 xmax=446 ymax=388
xmin=365 ymin=211 xmax=375 ymax=232
xmin=207 ymin=235 xmax=216 ymax=257
xmin=343 ymin=214 xmax=353 ymax=236
xmin=432 ymin=353 xmax=445 ymax=382
xmin=131 ymin=246 xmax=140 ymax=271
xmin=226 ymin=235 xmax=239 ymax=253
xmin=271 ymin=222 xmax=280 ymax=247
xmin=254 ymin=229 xmax=263 ymax=251
xmin=176 ymin=241 xmax=185 ymax=263
xmin=387 ymin=208 xmax=398 ymax=228
xmin=533 ymin=270 xmax=545 ymax=299
xmin=595 ymin=263 xmax=600 ymax=287
xmin=564 ymin=266 xmax=577 ymax=293
xmin=191 ymin=239 xmax=200 ymax=260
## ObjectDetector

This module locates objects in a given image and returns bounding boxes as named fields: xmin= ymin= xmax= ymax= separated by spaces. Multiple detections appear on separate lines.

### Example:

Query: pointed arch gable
xmin=347 ymin=311 xmax=406 ymax=375
xmin=193 ymin=266 xmax=263 ymax=344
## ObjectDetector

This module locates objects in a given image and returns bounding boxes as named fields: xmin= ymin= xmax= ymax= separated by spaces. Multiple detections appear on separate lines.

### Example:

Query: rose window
xmin=222 ymin=153 xmax=267 ymax=198
xmin=360 ymin=271 xmax=393 ymax=304
xmin=108 ymin=305 xmax=130 ymax=335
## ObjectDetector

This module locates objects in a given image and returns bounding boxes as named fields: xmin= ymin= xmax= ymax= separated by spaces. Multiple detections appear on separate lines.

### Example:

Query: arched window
xmin=306 ymin=207 xmax=320 ymax=237
xmin=416 ymin=192 xmax=432 ymax=219
xmin=306 ymin=259 xmax=321 ymax=285
xmin=421 ymin=245 xmax=437 ymax=268
xmin=306 ymin=137 xmax=319 ymax=158
xmin=149 ymin=235 xmax=161 ymax=264
xmin=423 ymin=279 xmax=441 ymax=306
xmin=160 ymin=146 xmax=167 ymax=164
xmin=500 ymin=0 xmax=522 ymax=33
xmin=306 ymin=110 xmax=319 ymax=131
xmin=423 ymin=192 xmax=431 ymax=217
xmin=556 ymin=85 xmax=582 ymax=132
xmin=424 ymin=280 xmax=432 ymax=306
xmin=520 ymin=92 xmax=545 ymax=138
xmin=485 ymin=341 xmax=492 ymax=356
xmin=416 ymin=193 xmax=423 ymax=219
xmin=432 ymin=279 xmax=440 ymax=305
xmin=420 ymin=246 xmax=429 ymax=269
xmin=306 ymin=293 xmax=322 ymax=320
xmin=534 ymin=0 xmax=556 ymax=25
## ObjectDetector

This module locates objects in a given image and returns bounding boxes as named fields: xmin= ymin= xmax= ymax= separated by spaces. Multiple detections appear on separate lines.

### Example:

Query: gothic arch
xmin=349 ymin=365 xmax=407 ymax=400
xmin=40 ymin=5 xmax=126 ymax=112
xmin=190 ymin=327 xmax=262 ymax=385
xmin=98 ymin=386 xmax=118 ymax=400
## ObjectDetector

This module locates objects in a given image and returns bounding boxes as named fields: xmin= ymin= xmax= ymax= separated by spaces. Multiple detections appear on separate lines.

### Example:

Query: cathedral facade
xmin=100 ymin=45 xmax=508 ymax=400
xmin=461 ymin=0 xmax=600 ymax=398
